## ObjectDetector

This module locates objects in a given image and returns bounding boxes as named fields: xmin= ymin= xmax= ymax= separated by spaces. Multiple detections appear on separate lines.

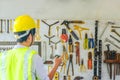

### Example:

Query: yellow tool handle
xmin=53 ymin=72 xmax=59 ymax=80
xmin=9 ymin=19 xmax=13 ymax=31
xmin=36 ymin=19 xmax=40 ymax=28
xmin=83 ymin=39 xmax=88 ymax=49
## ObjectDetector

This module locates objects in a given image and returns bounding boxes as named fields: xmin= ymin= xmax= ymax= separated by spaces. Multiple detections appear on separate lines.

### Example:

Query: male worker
xmin=0 ymin=15 xmax=62 ymax=80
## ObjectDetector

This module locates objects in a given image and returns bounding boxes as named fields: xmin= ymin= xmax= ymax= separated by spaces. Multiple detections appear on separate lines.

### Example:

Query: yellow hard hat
xmin=13 ymin=15 xmax=36 ymax=32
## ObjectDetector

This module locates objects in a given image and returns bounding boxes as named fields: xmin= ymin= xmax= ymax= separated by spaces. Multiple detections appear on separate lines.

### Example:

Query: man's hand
xmin=54 ymin=55 xmax=64 ymax=67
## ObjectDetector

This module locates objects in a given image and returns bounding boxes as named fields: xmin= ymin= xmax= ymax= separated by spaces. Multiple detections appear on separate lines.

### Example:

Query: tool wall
xmin=0 ymin=19 xmax=120 ymax=80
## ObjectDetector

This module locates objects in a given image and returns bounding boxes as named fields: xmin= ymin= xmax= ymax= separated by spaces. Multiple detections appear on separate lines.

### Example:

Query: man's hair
xmin=14 ymin=28 xmax=36 ymax=43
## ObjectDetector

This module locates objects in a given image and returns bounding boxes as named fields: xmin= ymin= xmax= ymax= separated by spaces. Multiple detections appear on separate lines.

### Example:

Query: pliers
xmin=67 ymin=54 xmax=74 ymax=76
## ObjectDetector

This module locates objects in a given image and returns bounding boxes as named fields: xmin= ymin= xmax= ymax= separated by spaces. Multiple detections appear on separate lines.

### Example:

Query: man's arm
xmin=48 ymin=57 xmax=62 ymax=80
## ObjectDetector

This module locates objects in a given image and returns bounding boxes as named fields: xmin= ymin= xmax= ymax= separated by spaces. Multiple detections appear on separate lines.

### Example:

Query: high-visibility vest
xmin=0 ymin=47 xmax=37 ymax=80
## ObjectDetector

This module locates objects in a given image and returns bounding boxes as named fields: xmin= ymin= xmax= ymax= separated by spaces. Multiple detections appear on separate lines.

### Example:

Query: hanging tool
xmin=111 ymin=29 xmax=120 ymax=37
xmin=93 ymin=31 xmax=102 ymax=79
xmin=98 ymin=40 xmax=102 ymax=80
xmin=44 ymin=35 xmax=55 ymax=45
xmin=110 ymin=35 xmax=120 ymax=43
xmin=104 ymin=38 xmax=120 ymax=49
xmin=56 ymin=26 xmax=60 ymax=37
xmin=74 ymin=76 xmax=84 ymax=80
xmin=9 ymin=19 xmax=13 ymax=32
xmin=99 ymin=21 xmax=115 ymax=39
xmin=35 ymin=19 xmax=41 ymax=41
xmin=60 ymin=45 xmax=68 ymax=74
xmin=67 ymin=54 xmax=74 ymax=76
xmin=50 ymin=45 xmax=54 ymax=59
xmin=60 ymin=28 xmax=68 ymax=43
xmin=43 ymin=41 xmax=47 ymax=62
xmin=68 ymin=35 xmax=74 ymax=53
xmin=7 ymin=19 xmax=9 ymax=33
xmin=42 ymin=20 xmax=58 ymax=45
xmin=74 ymin=25 xmax=89 ymax=39
xmin=75 ymin=42 xmax=80 ymax=65
xmin=60 ymin=28 xmax=68 ymax=53
xmin=53 ymin=72 xmax=59 ymax=80
xmin=63 ymin=75 xmax=67 ymax=80
xmin=80 ymin=59 xmax=86 ymax=72
xmin=111 ymin=26 xmax=120 ymax=28
xmin=50 ymin=40 xmax=61 ymax=50
xmin=42 ymin=20 xmax=59 ymax=36
xmin=88 ymin=33 xmax=94 ymax=49
xmin=3 ymin=19 xmax=6 ymax=33
xmin=68 ymin=75 xmax=71 ymax=80
xmin=0 ymin=19 xmax=3 ymax=33
xmin=105 ymin=44 xmax=117 ymax=79
xmin=61 ymin=20 xmax=84 ymax=40
xmin=83 ymin=33 xmax=88 ymax=50
xmin=43 ymin=41 xmax=53 ymax=64
xmin=88 ymin=52 xmax=92 ymax=69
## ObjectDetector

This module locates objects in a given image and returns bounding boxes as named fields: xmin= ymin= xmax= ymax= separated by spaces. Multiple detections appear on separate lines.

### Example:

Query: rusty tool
xmin=74 ymin=25 xmax=89 ymax=39
xmin=75 ymin=41 xmax=80 ymax=65
xmin=0 ymin=19 xmax=3 ymax=33
xmin=111 ymin=29 xmax=120 ymax=37
xmin=67 ymin=54 xmax=74 ymax=76
xmin=110 ymin=35 xmax=120 ymax=43
xmin=111 ymin=26 xmax=120 ymax=28
xmin=104 ymin=38 xmax=120 ymax=49
xmin=42 ymin=20 xmax=59 ymax=36
xmin=35 ymin=19 xmax=41 ymax=41
xmin=88 ymin=52 xmax=92 ymax=69
xmin=61 ymin=20 xmax=84 ymax=40
xmin=99 ymin=21 xmax=115 ymax=39
xmin=106 ymin=44 xmax=112 ymax=79
xmin=51 ymin=40 xmax=61 ymax=50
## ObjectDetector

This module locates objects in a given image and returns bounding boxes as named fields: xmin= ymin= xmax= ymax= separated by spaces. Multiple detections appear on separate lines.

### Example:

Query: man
xmin=0 ymin=15 xmax=62 ymax=80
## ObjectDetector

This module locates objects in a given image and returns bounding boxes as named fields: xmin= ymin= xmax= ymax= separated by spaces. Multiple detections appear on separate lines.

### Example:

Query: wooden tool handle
xmin=93 ymin=76 xmax=98 ymax=80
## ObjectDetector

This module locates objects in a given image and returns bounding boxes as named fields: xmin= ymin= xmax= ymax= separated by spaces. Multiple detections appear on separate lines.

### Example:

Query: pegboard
xmin=0 ymin=19 xmax=120 ymax=80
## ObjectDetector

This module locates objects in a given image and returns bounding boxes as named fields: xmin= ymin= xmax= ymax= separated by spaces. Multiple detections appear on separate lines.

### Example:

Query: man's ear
xmin=27 ymin=34 xmax=32 ymax=42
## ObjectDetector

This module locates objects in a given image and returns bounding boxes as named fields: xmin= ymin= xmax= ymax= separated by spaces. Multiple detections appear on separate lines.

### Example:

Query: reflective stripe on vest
xmin=24 ymin=49 xmax=32 ymax=80
xmin=1 ymin=51 xmax=7 ymax=80
xmin=0 ymin=48 xmax=37 ymax=80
